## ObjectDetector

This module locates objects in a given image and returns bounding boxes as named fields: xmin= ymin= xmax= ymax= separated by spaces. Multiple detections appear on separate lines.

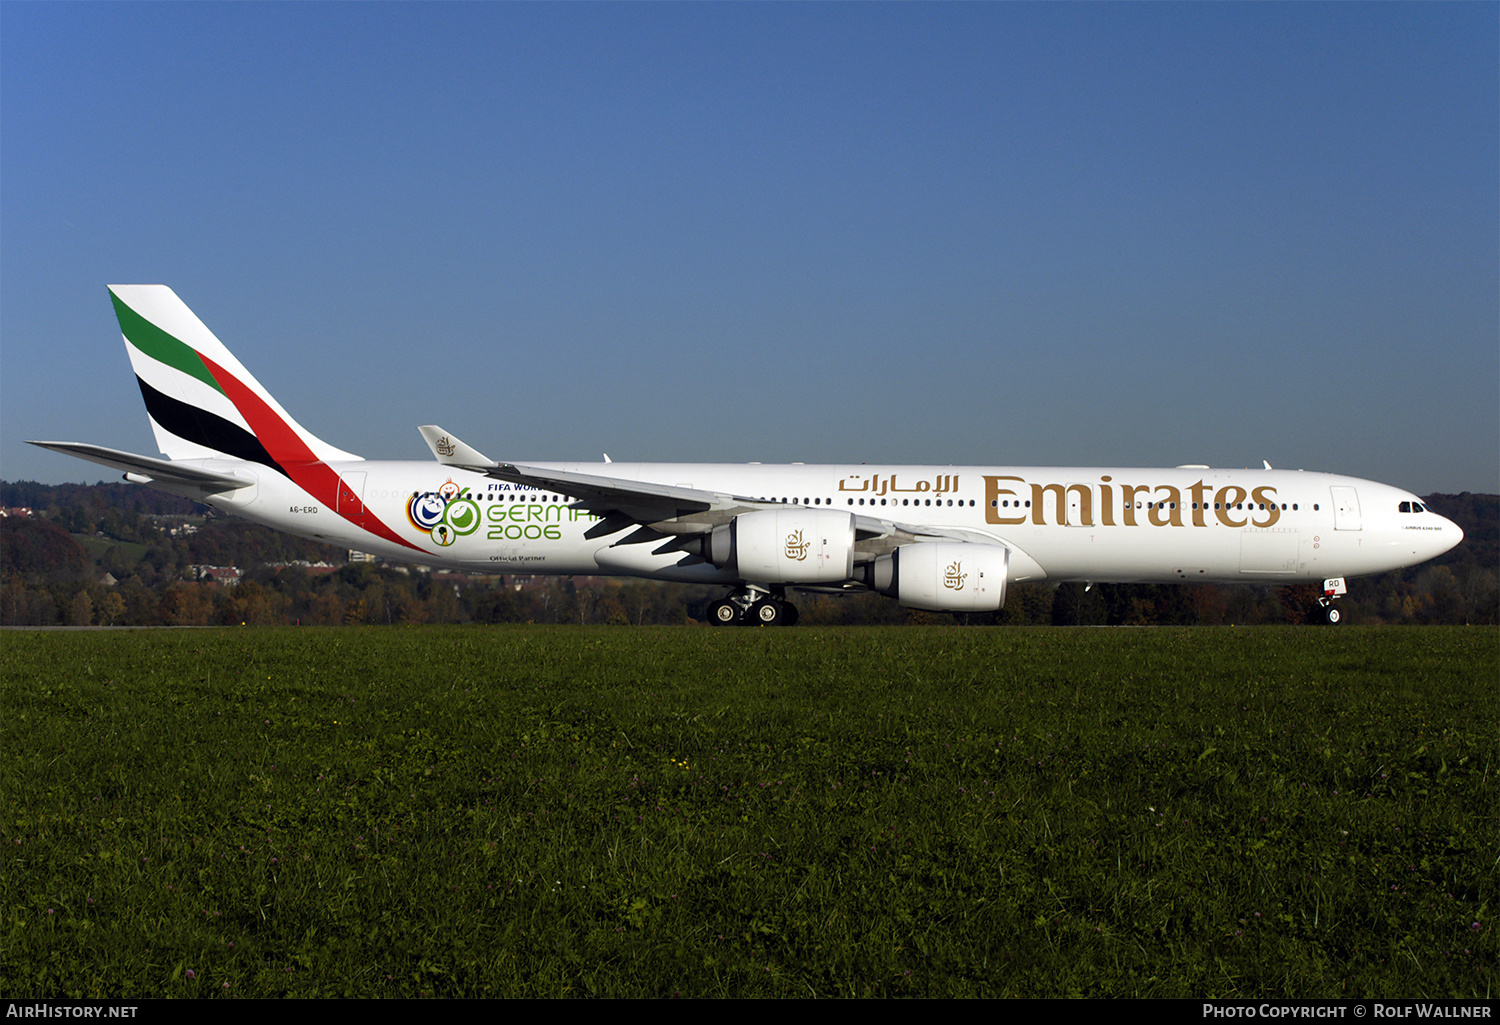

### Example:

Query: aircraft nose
xmin=1434 ymin=515 xmax=1464 ymax=556
xmin=1416 ymin=513 xmax=1464 ymax=561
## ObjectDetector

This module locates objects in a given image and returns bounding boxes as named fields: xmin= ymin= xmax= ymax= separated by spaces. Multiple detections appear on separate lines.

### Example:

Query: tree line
xmin=2 ymin=480 xmax=1494 ymax=627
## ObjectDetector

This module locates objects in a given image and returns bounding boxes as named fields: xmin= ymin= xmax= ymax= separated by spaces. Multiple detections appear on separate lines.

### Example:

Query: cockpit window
xmin=1398 ymin=502 xmax=1427 ymax=514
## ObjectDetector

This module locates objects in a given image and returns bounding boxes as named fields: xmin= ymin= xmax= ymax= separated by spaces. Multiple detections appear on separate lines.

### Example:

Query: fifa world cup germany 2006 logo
xmin=407 ymin=479 xmax=481 ymax=547
xmin=785 ymin=529 xmax=811 ymax=561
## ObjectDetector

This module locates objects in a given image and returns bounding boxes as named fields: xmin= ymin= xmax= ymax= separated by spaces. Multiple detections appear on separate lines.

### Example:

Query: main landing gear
xmin=708 ymin=587 xmax=800 ymax=627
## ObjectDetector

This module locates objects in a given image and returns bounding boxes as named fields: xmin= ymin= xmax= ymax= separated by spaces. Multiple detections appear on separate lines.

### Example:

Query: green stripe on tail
xmin=109 ymin=289 xmax=224 ymax=395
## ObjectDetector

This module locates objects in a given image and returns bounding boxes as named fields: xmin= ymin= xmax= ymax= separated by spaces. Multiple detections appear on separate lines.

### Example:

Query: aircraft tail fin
xmin=107 ymin=285 xmax=361 ymax=466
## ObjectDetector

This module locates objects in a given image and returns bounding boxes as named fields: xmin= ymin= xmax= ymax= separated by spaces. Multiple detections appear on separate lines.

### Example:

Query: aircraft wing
xmin=416 ymin=425 xmax=1012 ymax=554
xmin=417 ymin=425 xmax=759 ymax=530
xmin=479 ymin=462 xmax=728 ymax=524
xmin=26 ymin=441 xmax=254 ymax=492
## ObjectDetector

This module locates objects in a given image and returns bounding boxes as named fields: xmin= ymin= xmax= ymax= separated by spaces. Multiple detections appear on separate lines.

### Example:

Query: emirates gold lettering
xmin=985 ymin=475 xmax=1028 ymax=525
xmin=1119 ymin=484 xmax=1150 ymax=527
xmin=1149 ymin=486 xmax=1183 ymax=527
xmin=1250 ymin=486 xmax=1281 ymax=527
xmin=1097 ymin=476 xmax=1116 ymax=526
xmin=980 ymin=475 xmax=1277 ymax=531
xmin=1189 ymin=480 xmax=1211 ymax=527
xmin=1031 ymin=483 xmax=1070 ymax=526
xmin=1216 ymin=486 xmax=1249 ymax=527
xmin=1051 ymin=484 xmax=1092 ymax=526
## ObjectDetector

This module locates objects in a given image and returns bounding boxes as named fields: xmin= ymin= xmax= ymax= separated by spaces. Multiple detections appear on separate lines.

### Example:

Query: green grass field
xmin=2 ymin=625 xmax=1494 ymax=998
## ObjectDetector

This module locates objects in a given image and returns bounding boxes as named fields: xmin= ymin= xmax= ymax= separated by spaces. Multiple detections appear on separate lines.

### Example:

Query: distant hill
xmin=2 ymin=480 xmax=1495 ymax=627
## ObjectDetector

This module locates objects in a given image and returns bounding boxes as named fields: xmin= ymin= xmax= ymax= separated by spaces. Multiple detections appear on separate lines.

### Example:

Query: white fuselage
xmin=43 ymin=285 xmax=1465 ymax=614
xmin=194 ymin=460 xmax=1463 ymax=587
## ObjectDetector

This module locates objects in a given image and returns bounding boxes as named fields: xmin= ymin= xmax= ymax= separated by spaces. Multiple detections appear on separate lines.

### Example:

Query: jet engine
xmin=704 ymin=508 xmax=856 ymax=584
xmin=866 ymin=542 xmax=1008 ymax=611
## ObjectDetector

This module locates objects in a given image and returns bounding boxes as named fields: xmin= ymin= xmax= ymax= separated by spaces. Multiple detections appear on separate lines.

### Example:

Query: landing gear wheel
xmin=1321 ymin=605 xmax=1342 ymax=625
xmin=750 ymin=599 xmax=783 ymax=626
xmin=709 ymin=599 xmax=741 ymax=626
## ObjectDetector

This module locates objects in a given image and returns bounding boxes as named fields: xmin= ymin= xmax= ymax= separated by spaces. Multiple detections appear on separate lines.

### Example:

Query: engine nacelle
xmin=867 ymin=542 xmax=1008 ymax=612
xmin=707 ymin=508 xmax=855 ymax=584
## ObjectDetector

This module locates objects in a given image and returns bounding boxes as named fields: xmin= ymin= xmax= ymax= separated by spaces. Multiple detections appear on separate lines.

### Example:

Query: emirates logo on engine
xmin=943 ymin=561 xmax=966 ymax=590
xmin=785 ymin=529 xmax=811 ymax=561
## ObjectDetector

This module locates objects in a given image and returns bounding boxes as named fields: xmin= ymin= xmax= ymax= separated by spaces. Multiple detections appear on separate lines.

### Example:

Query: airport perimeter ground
xmin=2 ymin=625 xmax=1494 ymax=997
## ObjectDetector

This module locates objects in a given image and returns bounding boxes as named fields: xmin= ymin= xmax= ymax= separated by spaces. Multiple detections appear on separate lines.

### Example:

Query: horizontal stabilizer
xmin=26 ymin=441 xmax=254 ymax=491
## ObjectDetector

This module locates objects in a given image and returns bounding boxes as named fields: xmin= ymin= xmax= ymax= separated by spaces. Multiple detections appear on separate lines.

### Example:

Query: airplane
xmin=30 ymin=285 xmax=1465 ymax=626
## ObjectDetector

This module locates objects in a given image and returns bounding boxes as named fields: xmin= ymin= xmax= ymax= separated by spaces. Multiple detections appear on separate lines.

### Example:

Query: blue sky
xmin=3 ymin=2 xmax=1495 ymax=493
